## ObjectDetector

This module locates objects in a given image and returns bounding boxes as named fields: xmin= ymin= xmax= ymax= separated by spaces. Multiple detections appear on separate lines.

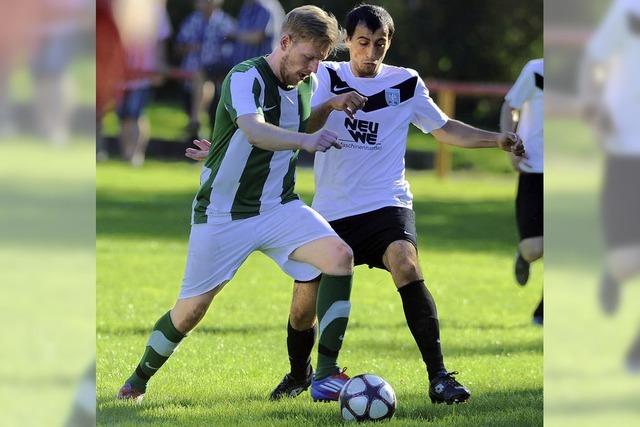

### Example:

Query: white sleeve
xmin=225 ymin=70 xmax=263 ymax=122
xmin=505 ymin=62 xmax=534 ymax=109
xmin=587 ymin=0 xmax=628 ymax=61
xmin=311 ymin=64 xmax=333 ymax=108
xmin=411 ymin=76 xmax=449 ymax=133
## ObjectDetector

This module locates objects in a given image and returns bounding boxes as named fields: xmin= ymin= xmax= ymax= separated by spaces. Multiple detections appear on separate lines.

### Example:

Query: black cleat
xmin=532 ymin=298 xmax=543 ymax=326
xmin=429 ymin=371 xmax=471 ymax=405
xmin=625 ymin=331 xmax=640 ymax=374
xmin=599 ymin=271 xmax=620 ymax=315
xmin=269 ymin=367 xmax=313 ymax=400
xmin=515 ymin=252 xmax=530 ymax=286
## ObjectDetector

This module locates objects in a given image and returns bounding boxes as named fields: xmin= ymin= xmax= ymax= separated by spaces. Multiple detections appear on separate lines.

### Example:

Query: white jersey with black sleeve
xmin=586 ymin=0 xmax=640 ymax=155
xmin=310 ymin=61 xmax=448 ymax=221
xmin=505 ymin=58 xmax=544 ymax=173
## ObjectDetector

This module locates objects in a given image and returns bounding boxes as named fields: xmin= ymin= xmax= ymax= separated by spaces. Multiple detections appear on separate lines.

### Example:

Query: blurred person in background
xmin=500 ymin=58 xmax=544 ymax=325
xmin=0 ymin=58 xmax=16 ymax=137
xmin=199 ymin=0 xmax=235 ymax=138
xmin=31 ymin=0 xmax=92 ymax=146
xmin=580 ymin=0 xmax=640 ymax=372
xmin=97 ymin=0 xmax=126 ymax=160
xmin=260 ymin=0 xmax=286 ymax=50
xmin=175 ymin=0 xmax=212 ymax=140
xmin=227 ymin=0 xmax=282 ymax=66
xmin=113 ymin=0 xmax=171 ymax=167
xmin=0 ymin=0 xmax=39 ymax=137
xmin=176 ymin=0 xmax=235 ymax=141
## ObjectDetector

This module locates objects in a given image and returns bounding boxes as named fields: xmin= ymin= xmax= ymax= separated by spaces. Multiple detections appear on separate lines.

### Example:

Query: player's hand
xmin=300 ymin=129 xmax=342 ymax=153
xmin=185 ymin=139 xmax=211 ymax=161
xmin=330 ymin=92 xmax=368 ymax=119
xmin=498 ymin=132 xmax=526 ymax=158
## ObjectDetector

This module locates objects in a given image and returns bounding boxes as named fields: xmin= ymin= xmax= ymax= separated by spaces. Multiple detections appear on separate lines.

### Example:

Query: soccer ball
xmin=339 ymin=374 xmax=397 ymax=422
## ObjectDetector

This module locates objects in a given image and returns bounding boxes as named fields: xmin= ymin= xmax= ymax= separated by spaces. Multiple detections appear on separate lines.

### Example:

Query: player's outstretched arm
xmin=307 ymin=92 xmax=368 ymax=133
xmin=237 ymin=114 xmax=342 ymax=153
xmin=499 ymin=102 xmax=523 ymax=170
xmin=431 ymin=119 xmax=525 ymax=157
xmin=500 ymin=101 xmax=518 ymax=133
xmin=185 ymin=115 xmax=344 ymax=160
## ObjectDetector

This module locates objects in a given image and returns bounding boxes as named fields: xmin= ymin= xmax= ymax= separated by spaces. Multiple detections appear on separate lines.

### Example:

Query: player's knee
xmin=334 ymin=242 xmax=354 ymax=272
xmin=520 ymin=237 xmax=543 ymax=262
xmin=387 ymin=242 xmax=420 ymax=279
xmin=392 ymin=257 xmax=421 ymax=282
xmin=324 ymin=242 xmax=353 ymax=274
xmin=607 ymin=250 xmax=640 ymax=282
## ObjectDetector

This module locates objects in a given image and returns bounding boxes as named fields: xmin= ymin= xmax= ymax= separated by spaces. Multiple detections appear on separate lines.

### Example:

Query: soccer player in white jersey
xmin=189 ymin=4 xmax=525 ymax=403
xmin=500 ymin=59 xmax=544 ymax=324
xmin=581 ymin=0 xmax=640 ymax=371
xmin=117 ymin=6 xmax=361 ymax=402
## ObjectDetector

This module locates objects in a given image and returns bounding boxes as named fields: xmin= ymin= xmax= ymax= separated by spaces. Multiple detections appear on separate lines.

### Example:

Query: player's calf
xmin=117 ymin=310 xmax=186 ymax=401
xmin=117 ymin=289 xmax=219 ymax=401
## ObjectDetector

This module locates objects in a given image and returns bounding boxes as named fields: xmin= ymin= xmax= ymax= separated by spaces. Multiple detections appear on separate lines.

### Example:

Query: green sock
xmin=126 ymin=311 xmax=185 ymax=392
xmin=315 ymin=274 xmax=352 ymax=379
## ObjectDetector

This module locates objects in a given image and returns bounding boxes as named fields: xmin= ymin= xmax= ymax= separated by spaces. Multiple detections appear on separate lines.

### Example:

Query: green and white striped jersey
xmin=192 ymin=56 xmax=314 ymax=224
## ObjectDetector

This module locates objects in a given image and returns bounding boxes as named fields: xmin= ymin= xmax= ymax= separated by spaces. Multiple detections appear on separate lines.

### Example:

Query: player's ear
xmin=280 ymin=34 xmax=292 ymax=51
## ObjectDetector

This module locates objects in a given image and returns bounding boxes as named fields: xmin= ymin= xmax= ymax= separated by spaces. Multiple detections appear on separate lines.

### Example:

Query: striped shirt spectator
xmin=230 ymin=0 xmax=278 ymax=65
xmin=201 ymin=9 xmax=236 ymax=68
xmin=176 ymin=11 xmax=207 ymax=73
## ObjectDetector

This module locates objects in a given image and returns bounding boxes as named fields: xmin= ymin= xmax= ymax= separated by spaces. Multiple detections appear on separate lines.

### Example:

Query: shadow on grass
xmin=97 ymin=189 xmax=518 ymax=255
xmin=98 ymin=318 xmax=536 ymax=339
xmin=97 ymin=387 xmax=542 ymax=426
xmin=396 ymin=388 xmax=542 ymax=425
xmin=353 ymin=335 xmax=542 ymax=359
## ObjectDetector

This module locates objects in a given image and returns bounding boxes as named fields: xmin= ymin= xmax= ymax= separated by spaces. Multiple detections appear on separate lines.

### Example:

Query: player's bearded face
xmin=348 ymin=24 xmax=391 ymax=77
xmin=280 ymin=38 xmax=326 ymax=86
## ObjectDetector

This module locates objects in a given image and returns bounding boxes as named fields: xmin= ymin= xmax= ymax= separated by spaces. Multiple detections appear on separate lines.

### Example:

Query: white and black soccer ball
xmin=339 ymin=374 xmax=397 ymax=422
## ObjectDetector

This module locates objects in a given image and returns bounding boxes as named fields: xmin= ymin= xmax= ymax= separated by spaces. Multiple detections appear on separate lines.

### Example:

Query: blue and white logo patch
xmin=384 ymin=88 xmax=401 ymax=106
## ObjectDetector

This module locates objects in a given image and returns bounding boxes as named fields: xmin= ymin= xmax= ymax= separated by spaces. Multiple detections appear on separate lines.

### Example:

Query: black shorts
xmin=516 ymin=172 xmax=543 ymax=240
xmin=329 ymin=206 xmax=417 ymax=270
xmin=602 ymin=156 xmax=640 ymax=249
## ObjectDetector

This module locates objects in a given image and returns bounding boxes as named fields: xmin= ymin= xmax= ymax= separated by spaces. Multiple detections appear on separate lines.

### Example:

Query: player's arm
xmin=499 ymin=102 xmax=523 ymax=170
xmin=185 ymin=117 xmax=342 ymax=160
xmin=307 ymin=92 xmax=368 ymax=133
xmin=500 ymin=101 xmax=518 ymax=133
xmin=431 ymin=119 xmax=526 ymax=156
xmin=237 ymin=114 xmax=342 ymax=153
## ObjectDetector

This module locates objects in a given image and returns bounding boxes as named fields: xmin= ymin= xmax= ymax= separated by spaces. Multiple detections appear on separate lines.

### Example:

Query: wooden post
xmin=436 ymin=89 xmax=456 ymax=178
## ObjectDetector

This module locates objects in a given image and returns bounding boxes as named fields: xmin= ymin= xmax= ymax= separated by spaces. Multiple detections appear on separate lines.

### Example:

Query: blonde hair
xmin=281 ymin=5 xmax=342 ymax=52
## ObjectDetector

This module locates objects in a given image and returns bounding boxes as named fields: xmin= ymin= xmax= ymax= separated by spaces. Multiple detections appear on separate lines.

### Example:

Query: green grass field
xmin=97 ymin=161 xmax=542 ymax=426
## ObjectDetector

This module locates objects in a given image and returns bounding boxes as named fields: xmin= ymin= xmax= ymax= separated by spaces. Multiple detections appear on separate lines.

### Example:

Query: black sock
xmin=287 ymin=319 xmax=316 ymax=380
xmin=398 ymin=280 xmax=447 ymax=381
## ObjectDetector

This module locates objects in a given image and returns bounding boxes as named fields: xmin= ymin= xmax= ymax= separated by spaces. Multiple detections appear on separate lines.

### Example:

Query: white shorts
xmin=179 ymin=200 xmax=336 ymax=299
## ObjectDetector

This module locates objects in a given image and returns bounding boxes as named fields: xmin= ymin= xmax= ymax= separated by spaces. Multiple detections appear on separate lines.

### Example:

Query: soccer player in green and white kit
xmin=117 ymin=5 xmax=363 ymax=402
xmin=189 ymin=4 xmax=526 ymax=404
